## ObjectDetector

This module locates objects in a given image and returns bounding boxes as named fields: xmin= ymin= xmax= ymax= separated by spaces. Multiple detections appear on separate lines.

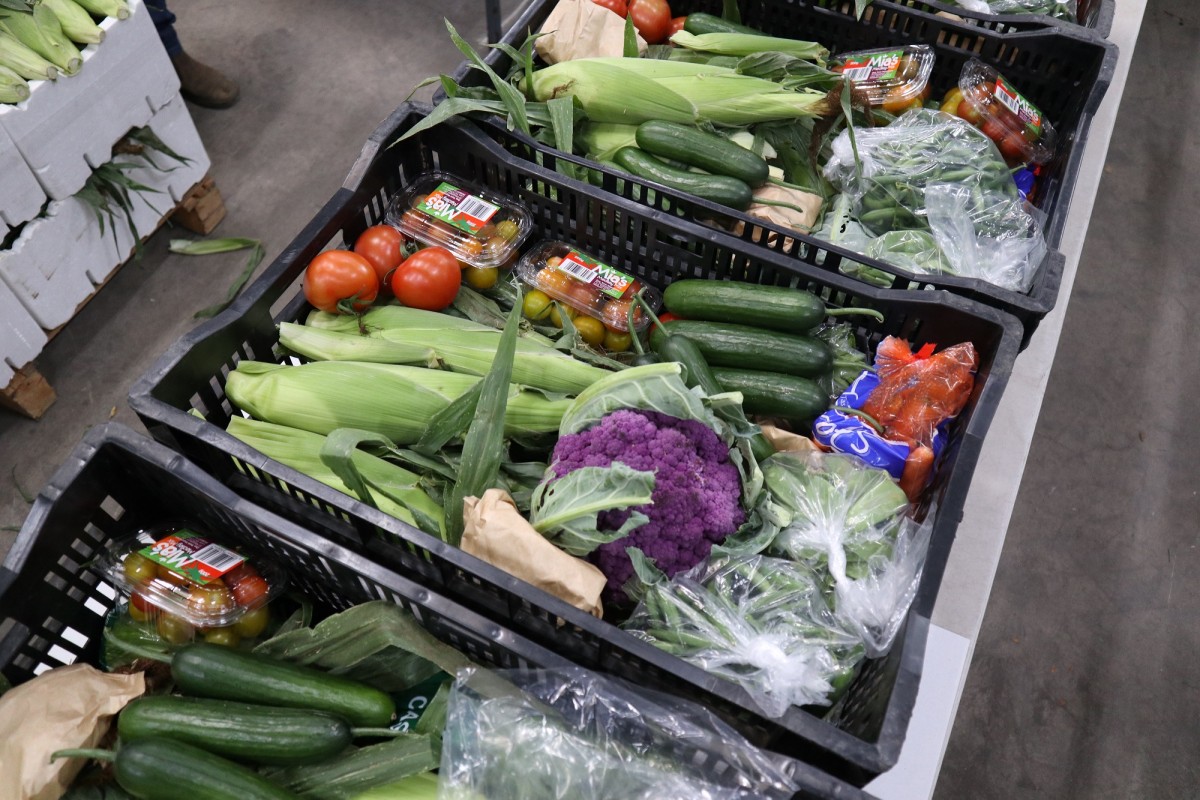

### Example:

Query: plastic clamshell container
xmin=98 ymin=524 xmax=288 ymax=630
xmin=831 ymin=45 xmax=934 ymax=108
xmin=386 ymin=171 xmax=532 ymax=269
xmin=958 ymin=58 xmax=1057 ymax=165
xmin=515 ymin=240 xmax=662 ymax=333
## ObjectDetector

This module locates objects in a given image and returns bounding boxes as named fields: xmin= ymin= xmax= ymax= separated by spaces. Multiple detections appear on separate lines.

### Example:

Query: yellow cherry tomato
xmin=157 ymin=613 xmax=195 ymax=645
xmin=203 ymin=626 xmax=242 ymax=648
xmin=522 ymin=289 xmax=553 ymax=321
xmin=603 ymin=328 xmax=633 ymax=353
xmin=573 ymin=315 xmax=606 ymax=347
xmin=549 ymin=302 xmax=577 ymax=328
xmin=463 ymin=266 xmax=498 ymax=290
xmin=233 ymin=605 xmax=271 ymax=639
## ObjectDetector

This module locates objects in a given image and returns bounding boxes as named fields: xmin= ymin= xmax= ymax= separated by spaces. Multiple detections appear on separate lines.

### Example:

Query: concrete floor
xmin=1 ymin=0 xmax=1194 ymax=797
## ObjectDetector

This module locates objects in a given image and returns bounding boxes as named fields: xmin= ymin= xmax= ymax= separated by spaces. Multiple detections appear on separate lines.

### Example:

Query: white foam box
xmin=0 ymin=92 xmax=210 ymax=330
xmin=0 ymin=0 xmax=180 ymax=202
xmin=0 ymin=125 xmax=46 ymax=228
xmin=0 ymin=277 xmax=48 ymax=388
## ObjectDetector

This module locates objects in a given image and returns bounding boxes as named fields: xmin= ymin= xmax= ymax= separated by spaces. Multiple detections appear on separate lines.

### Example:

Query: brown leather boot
xmin=171 ymin=51 xmax=240 ymax=109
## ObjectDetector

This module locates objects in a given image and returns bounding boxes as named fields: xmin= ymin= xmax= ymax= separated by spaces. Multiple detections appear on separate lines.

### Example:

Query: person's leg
xmin=147 ymin=0 xmax=239 ymax=109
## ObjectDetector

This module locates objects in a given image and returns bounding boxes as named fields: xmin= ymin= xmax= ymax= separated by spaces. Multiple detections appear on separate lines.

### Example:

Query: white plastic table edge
xmin=864 ymin=3 xmax=1150 ymax=796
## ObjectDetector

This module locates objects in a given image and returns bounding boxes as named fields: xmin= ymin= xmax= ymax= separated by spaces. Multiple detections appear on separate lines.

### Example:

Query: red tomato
xmin=592 ymin=0 xmax=626 ymax=16
xmin=997 ymin=131 xmax=1027 ymax=163
xmin=391 ymin=247 xmax=462 ymax=311
xmin=668 ymin=15 xmax=686 ymax=36
xmin=629 ymin=0 xmax=671 ymax=44
xmin=353 ymin=225 xmax=406 ymax=285
xmin=979 ymin=118 xmax=1008 ymax=145
xmin=956 ymin=98 xmax=984 ymax=126
xmin=657 ymin=311 xmax=682 ymax=323
xmin=230 ymin=575 xmax=269 ymax=607
xmin=303 ymin=250 xmax=379 ymax=314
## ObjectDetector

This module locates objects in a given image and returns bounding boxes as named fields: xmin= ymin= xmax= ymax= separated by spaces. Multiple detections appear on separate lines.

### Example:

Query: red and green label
xmin=553 ymin=250 xmax=635 ymax=299
xmin=993 ymin=76 xmax=1043 ymax=137
xmin=139 ymin=533 xmax=245 ymax=585
xmin=416 ymin=182 xmax=499 ymax=235
xmin=840 ymin=50 xmax=904 ymax=84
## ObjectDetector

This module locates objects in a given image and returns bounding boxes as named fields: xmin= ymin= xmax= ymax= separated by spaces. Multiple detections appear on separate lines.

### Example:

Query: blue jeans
xmin=145 ymin=1 xmax=181 ymax=57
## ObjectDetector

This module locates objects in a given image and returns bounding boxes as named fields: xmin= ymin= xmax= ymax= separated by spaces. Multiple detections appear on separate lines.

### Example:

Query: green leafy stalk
xmin=445 ymin=18 xmax=528 ymax=135
xmin=623 ymin=12 xmax=637 ymax=58
xmin=169 ymin=238 xmax=265 ymax=319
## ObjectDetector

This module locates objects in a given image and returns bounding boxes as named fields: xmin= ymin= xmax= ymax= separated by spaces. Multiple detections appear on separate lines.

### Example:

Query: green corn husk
xmin=0 ymin=29 xmax=56 ymax=80
xmin=0 ymin=6 xmax=80 ymax=74
xmin=225 ymin=360 xmax=571 ymax=445
xmin=226 ymin=416 xmax=444 ymax=535
xmin=286 ymin=312 xmax=609 ymax=395
xmin=577 ymin=121 xmax=639 ymax=161
xmin=0 ymin=62 xmax=28 ymax=101
xmin=263 ymin=736 xmax=438 ymax=800
xmin=669 ymin=30 xmax=829 ymax=61
xmin=42 ymin=0 xmax=104 ymax=44
xmin=72 ymin=0 xmax=128 ymax=19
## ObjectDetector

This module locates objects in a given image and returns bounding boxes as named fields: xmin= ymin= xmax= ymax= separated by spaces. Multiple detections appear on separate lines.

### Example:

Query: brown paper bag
xmin=463 ymin=489 xmax=606 ymax=617
xmin=536 ymin=0 xmax=647 ymax=64
xmin=0 ymin=664 xmax=145 ymax=800
xmin=760 ymin=423 xmax=820 ymax=455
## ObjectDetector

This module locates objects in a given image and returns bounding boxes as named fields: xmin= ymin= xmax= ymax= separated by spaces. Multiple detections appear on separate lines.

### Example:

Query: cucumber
xmin=613 ymin=147 xmax=754 ymax=211
xmin=649 ymin=320 xmax=833 ymax=377
xmin=58 ymin=740 xmax=299 ymax=800
xmin=683 ymin=12 xmax=763 ymax=35
xmin=636 ymin=121 xmax=769 ymax=188
xmin=118 ymin=695 xmax=353 ymax=766
xmin=663 ymin=279 xmax=884 ymax=333
xmin=712 ymin=367 xmax=828 ymax=421
xmin=171 ymin=643 xmax=396 ymax=728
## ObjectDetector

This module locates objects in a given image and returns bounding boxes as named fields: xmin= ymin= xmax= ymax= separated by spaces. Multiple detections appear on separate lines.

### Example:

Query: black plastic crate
xmin=129 ymin=102 xmax=1021 ymax=785
xmin=881 ymin=0 xmax=1113 ymax=38
xmin=456 ymin=0 xmax=1117 ymax=344
xmin=0 ymin=423 xmax=871 ymax=800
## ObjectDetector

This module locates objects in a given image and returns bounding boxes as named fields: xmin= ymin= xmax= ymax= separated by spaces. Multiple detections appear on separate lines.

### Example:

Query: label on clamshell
xmin=138 ymin=533 xmax=245 ymax=585
xmin=553 ymin=249 xmax=635 ymax=299
xmin=840 ymin=49 xmax=904 ymax=84
xmin=416 ymin=182 xmax=499 ymax=235
xmin=993 ymin=76 xmax=1043 ymax=137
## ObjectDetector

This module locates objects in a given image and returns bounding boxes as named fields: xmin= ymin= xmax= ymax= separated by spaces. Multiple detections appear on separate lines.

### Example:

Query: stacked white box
xmin=0 ymin=0 xmax=179 ymax=202
xmin=0 ymin=126 xmax=46 ymax=228
xmin=0 ymin=278 xmax=48 ymax=388
xmin=0 ymin=92 xmax=210 ymax=330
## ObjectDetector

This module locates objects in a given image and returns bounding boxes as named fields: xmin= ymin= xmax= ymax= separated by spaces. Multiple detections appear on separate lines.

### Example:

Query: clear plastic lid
xmin=385 ymin=171 xmax=533 ymax=269
xmin=958 ymin=58 xmax=1056 ymax=165
xmin=515 ymin=240 xmax=661 ymax=333
xmin=831 ymin=45 xmax=935 ymax=110
xmin=97 ymin=525 xmax=288 ymax=629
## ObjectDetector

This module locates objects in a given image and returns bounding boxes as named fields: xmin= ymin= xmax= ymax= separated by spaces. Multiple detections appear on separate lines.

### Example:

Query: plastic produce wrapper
xmin=536 ymin=0 xmax=647 ymax=65
xmin=946 ymin=0 xmax=1075 ymax=18
xmin=624 ymin=554 xmax=864 ymax=718
xmin=440 ymin=665 xmax=802 ymax=799
xmin=0 ymin=664 xmax=145 ymax=800
xmin=926 ymin=182 xmax=1046 ymax=292
xmin=462 ymin=488 xmax=606 ymax=617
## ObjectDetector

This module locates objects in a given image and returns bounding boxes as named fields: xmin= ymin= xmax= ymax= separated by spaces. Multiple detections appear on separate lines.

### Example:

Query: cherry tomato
xmin=603 ymin=327 xmax=632 ymax=352
xmin=881 ymin=86 xmax=921 ymax=116
xmin=186 ymin=584 xmax=236 ymax=620
xmin=573 ymin=315 xmax=606 ymax=347
xmin=390 ymin=247 xmax=461 ymax=311
xmin=600 ymin=298 xmax=643 ymax=331
xmin=980 ymin=118 xmax=1008 ymax=145
xmin=233 ymin=605 xmax=270 ymax=639
xmin=463 ymin=266 xmax=499 ymax=291
xmin=956 ymin=98 xmax=984 ymax=126
xmin=123 ymin=553 xmax=157 ymax=586
xmin=997 ymin=131 xmax=1027 ymax=164
xmin=657 ymin=311 xmax=681 ymax=323
xmin=668 ymin=15 xmax=686 ymax=36
xmin=223 ymin=562 xmax=259 ymax=585
xmin=203 ymin=627 xmax=241 ymax=648
xmin=592 ymin=0 xmax=626 ymax=15
xmin=628 ymin=0 xmax=671 ymax=44
xmin=157 ymin=613 xmax=195 ymax=645
xmin=128 ymin=592 xmax=152 ymax=623
xmin=353 ymin=225 xmax=406 ymax=285
xmin=303 ymin=250 xmax=379 ymax=314
xmin=522 ymin=289 xmax=553 ymax=321
xmin=230 ymin=575 xmax=269 ymax=608
xmin=549 ymin=303 xmax=577 ymax=328
xmin=156 ymin=564 xmax=191 ymax=588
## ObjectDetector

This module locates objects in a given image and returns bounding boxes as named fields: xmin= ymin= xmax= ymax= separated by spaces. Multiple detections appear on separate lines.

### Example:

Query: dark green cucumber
xmin=171 ymin=643 xmax=396 ymax=727
xmin=118 ymin=695 xmax=353 ymax=766
xmin=712 ymin=367 xmax=828 ymax=421
xmin=683 ymin=12 xmax=763 ymax=35
xmin=636 ymin=121 xmax=769 ymax=188
xmin=613 ymin=147 xmax=753 ymax=211
xmin=663 ymin=279 xmax=884 ymax=333
xmin=649 ymin=320 xmax=833 ymax=377
xmin=56 ymin=740 xmax=299 ymax=800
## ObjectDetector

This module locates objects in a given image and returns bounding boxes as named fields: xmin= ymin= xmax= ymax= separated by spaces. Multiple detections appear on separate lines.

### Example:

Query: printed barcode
xmin=995 ymin=83 xmax=1020 ymax=115
xmin=556 ymin=257 xmax=595 ymax=282
xmin=456 ymin=195 xmax=498 ymax=222
xmin=191 ymin=543 xmax=243 ymax=572
xmin=843 ymin=65 xmax=873 ymax=82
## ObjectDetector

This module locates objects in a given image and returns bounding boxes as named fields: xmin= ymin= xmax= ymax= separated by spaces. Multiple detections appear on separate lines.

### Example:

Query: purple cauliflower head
xmin=549 ymin=409 xmax=745 ymax=603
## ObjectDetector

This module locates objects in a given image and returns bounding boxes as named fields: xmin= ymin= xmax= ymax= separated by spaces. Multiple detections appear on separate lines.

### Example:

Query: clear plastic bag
xmin=439 ymin=666 xmax=802 ymax=800
xmin=946 ymin=0 xmax=1076 ymax=20
xmin=926 ymin=182 xmax=1047 ymax=292
xmin=623 ymin=554 xmax=864 ymax=718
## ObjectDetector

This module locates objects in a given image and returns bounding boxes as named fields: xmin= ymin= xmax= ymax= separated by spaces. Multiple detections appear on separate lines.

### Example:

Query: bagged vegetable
xmin=440 ymin=666 xmax=801 ymax=799
xmin=944 ymin=0 xmax=1076 ymax=19
xmin=623 ymin=553 xmax=863 ymax=718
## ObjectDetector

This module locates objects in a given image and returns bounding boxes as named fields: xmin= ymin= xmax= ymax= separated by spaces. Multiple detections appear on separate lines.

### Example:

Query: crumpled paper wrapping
xmin=0 ymin=664 xmax=145 ymax=800
xmin=536 ymin=0 xmax=647 ymax=65
xmin=760 ymin=423 xmax=820 ymax=454
xmin=463 ymin=489 xmax=606 ymax=617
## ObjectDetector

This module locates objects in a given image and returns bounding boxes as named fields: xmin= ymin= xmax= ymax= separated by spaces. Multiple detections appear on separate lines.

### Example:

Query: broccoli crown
xmin=550 ymin=409 xmax=745 ymax=602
